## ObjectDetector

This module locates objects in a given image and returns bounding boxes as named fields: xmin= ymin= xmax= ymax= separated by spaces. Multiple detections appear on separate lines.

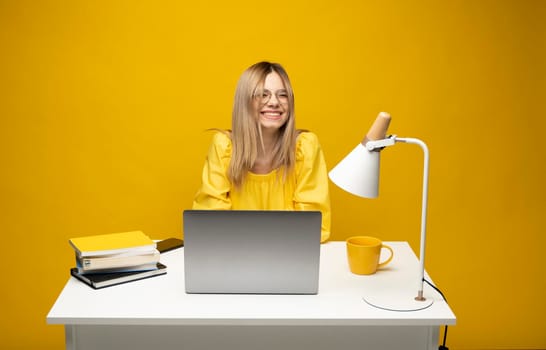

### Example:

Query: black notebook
xmin=71 ymin=263 xmax=167 ymax=289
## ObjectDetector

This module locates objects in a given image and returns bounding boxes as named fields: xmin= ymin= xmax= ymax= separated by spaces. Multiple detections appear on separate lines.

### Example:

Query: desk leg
xmin=64 ymin=325 xmax=76 ymax=350
xmin=427 ymin=326 xmax=440 ymax=350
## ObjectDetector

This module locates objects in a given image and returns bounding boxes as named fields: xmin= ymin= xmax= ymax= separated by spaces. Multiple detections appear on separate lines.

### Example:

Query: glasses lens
xmin=276 ymin=91 xmax=288 ymax=103
xmin=261 ymin=90 xmax=272 ymax=103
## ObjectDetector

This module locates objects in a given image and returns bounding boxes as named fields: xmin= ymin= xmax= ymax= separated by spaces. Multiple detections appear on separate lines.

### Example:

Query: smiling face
xmin=255 ymin=71 xmax=290 ymax=133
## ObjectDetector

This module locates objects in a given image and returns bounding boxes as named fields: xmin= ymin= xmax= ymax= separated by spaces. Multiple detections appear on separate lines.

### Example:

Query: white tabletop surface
xmin=47 ymin=241 xmax=456 ymax=326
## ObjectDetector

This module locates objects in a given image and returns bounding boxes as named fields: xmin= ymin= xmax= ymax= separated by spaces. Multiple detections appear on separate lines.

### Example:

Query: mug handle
xmin=377 ymin=244 xmax=394 ymax=268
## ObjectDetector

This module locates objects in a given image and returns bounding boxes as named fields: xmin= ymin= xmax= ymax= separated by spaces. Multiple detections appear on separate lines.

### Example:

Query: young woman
xmin=193 ymin=61 xmax=331 ymax=242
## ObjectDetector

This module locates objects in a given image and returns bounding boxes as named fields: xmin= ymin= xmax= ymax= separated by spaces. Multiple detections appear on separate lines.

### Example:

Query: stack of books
xmin=68 ymin=230 xmax=167 ymax=289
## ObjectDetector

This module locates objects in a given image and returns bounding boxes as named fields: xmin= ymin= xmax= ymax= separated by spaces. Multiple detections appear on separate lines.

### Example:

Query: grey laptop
xmin=183 ymin=210 xmax=321 ymax=294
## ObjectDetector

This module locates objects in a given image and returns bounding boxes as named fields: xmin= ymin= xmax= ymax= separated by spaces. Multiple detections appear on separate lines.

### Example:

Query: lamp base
xmin=363 ymin=291 xmax=434 ymax=312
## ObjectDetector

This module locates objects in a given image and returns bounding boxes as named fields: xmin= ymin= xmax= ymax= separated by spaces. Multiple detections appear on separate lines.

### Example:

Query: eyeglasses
xmin=253 ymin=89 xmax=289 ymax=104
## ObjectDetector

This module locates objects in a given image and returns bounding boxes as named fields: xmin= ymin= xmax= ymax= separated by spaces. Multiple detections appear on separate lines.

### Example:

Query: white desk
xmin=47 ymin=242 xmax=456 ymax=350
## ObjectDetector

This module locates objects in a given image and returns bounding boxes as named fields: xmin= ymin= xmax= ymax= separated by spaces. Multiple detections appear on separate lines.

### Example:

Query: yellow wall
xmin=1 ymin=1 xmax=544 ymax=348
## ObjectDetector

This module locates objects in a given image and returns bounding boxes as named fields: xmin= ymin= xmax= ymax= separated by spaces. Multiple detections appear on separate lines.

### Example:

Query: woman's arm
xmin=294 ymin=132 xmax=331 ymax=242
xmin=192 ymin=132 xmax=233 ymax=210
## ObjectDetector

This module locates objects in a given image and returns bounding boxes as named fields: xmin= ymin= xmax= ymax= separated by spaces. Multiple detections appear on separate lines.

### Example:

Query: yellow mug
xmin=346 ymin=236 xmax=394 ymax=275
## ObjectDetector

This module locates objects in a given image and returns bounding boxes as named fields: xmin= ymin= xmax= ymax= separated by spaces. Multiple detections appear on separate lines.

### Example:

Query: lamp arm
xmin=364 ymin=135 xmax=431 ymax=301
xmin=396 ymin=137 xmax=429 ymax=301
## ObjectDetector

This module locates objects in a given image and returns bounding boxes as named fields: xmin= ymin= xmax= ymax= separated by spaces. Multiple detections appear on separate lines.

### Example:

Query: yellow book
xmin=69 ymin=231 xmax=156 ymax=257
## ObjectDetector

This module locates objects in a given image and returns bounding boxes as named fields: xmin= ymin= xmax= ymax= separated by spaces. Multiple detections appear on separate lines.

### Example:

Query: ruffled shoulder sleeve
xmin=296 ymin=131 xmax=319 ymax=163
xmin=294 ymin=131 xmax=331 ymax=242
xmin=210 ymin=131 xmax=232 ymax=168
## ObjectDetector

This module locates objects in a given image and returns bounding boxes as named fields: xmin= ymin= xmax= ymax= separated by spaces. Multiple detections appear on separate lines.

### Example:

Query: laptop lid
xmin=183 ymin=210 xmax=321 ymax=294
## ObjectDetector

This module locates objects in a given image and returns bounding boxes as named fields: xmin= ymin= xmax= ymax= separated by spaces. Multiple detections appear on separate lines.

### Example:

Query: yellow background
xmin=1 ymin=1 xmax=545 ymax=349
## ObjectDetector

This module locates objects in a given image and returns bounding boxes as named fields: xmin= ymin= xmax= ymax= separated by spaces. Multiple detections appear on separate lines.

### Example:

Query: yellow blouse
xmin=193 ymin=131 xmax=331 ymax=242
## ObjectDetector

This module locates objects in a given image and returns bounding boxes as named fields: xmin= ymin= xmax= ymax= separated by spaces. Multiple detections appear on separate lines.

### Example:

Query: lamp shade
xmin=328 ymin=143 xmax=380 ymax=198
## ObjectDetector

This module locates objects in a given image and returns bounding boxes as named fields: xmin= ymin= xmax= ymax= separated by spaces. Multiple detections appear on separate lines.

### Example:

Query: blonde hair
xmin=229 ymin=61 xmax=299 ymax=188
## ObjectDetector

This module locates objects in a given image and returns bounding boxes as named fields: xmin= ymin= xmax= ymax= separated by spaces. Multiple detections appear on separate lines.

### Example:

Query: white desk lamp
xmin=328 ymin=112 xmax=434 ymax=311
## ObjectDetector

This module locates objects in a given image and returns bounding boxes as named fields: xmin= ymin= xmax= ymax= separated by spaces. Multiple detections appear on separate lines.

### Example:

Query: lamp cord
xmin=423 ymin=278 xmax=449 ymax=350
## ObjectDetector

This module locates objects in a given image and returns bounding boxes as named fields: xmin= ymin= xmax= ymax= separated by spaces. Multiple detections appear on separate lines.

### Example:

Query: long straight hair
xmin=229 ymin=61 xmax=299 ymax=188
